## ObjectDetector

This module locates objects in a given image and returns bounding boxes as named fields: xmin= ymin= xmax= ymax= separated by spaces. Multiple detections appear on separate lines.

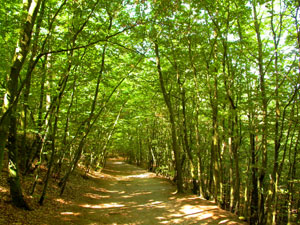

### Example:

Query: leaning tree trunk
xmin=59 ymin=15 xmax=113 ymax=195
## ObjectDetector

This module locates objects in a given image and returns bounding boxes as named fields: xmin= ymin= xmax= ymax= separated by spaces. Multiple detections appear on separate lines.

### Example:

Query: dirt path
xmin=49 ymin=159 xmax=247 ymax=225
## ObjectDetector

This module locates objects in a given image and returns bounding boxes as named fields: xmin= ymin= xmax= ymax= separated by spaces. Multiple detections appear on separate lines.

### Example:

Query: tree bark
xmin=2 ymin=0 xmax=42 ymax=209
xmin=252 ymin=2 xmax=268 ymax=223
xmin=154 ymin=41 xmax=183 ymax=193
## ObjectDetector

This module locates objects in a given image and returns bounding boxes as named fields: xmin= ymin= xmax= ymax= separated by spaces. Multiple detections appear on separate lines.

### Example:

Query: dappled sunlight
xmin=80 ymin=202 xmax=125 ymax=209
xmin=59 ymin=211 xmax=82 ymax=223
xmin=54 ymin=198 xmax=73 ymax=205
xmin=88 ymin=172 xmax=110 ymax=179
xmin=41 ymin=160 xmax=246 ymax=225
xmin=131 ymin=191 xmax=152 ymax=196
xmin=112 ymin=161 xmax=125 ymax=165
xmin=127 ymin=172 xmax=156 ymax=179
xmin=0 ymin=186 xmax=8 ymax=193
xmin=61 ymin=211 xmax=81 ymax=216
xmin=137 ymin=200 xmax=167 ymax=209
xmin=159 ymin=220 xmax=170 ymax=224
xmin=84 ymin=192 xmax=110 ymax=199
xmin=148 ymin=200 xmax=163 ymax=205
xmin=219 ymin=219 xmax=230 ymax=224
xmin=171 ymin=218 xmax=184 ymax=224
xmin=90 ymin=186 xmax=120 ymax=193
xmin=169 ymin=212 xmax=183 ymax=217
xmin=156 ymin=216 xmax=166 ymax=220
xmin=197 ymin=212 xmax=214 ymax=220
xmin=0 ymin=159 xmax=247 ymax=225
xmin=152 ymin=196 xmax=243 ymax=224
xmin=179 ymin=204 xmax=204 ymax=215
xmin=104 ymin=168 xmax=123 ymax=174
xmin=162 ymin=209 xmax=214 ymax=224
xmin=120 ymin=194 xmax=131 ymax=199
xmin=88 ymin=170 xmax=117 ymax=180
xmin=116 ymin=176 xmax=130 ymax=181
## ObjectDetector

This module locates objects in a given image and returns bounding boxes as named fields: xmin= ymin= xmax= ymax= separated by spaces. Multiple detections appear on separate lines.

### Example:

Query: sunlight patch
xmin=0 ymin=186 xmax=8 ymax=193
xmin=139 ymin=201 xmax=166 ymax=209
xmin=130 ymin=191 xmax=152 ymax=196
xmin=173 ymin=218 xmax=184 ymax=223
xmin=61 ymin=212 xmax=81 ymax=216
xmin=54 ymin=198 xmax=73 ymax=204
xmin=156 ymin=216 xmax=166 ymax=220
xmin=85 ymin=193 xmax=110 ymax=199
xmin=219 ymin=219 xmax=230 ymax=224
xmin=180 ymin=205 xmax=203 ymax=215
xmin=80 ymin=203 xmax=125 ymax=209
xmin=127 ymin=173 xmax=154 ymax=178
xmin=150 ymin=201 xmax=163 ymax=205
xmin=199 ymin=213 xmax=213 ymax=220
xmin=121 ymin=195 xmax=132 ymax=198
xmin=113 ymin=162 xmax=123 ymax=164
xmin=93 ymin=187 xmax=120 ymax=193
xmin=170 ymin=213 xmax=183 ymax=217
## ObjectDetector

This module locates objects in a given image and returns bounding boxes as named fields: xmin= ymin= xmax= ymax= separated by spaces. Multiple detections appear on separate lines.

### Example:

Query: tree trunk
xmin=21 ymin=0 xmax=46 ymax=172
xmin=252 ymin=2 xmax=268 ymax=223
xmin=154 ymin=41 xmax=183 ymax=193
xmin=59 ymin=14 xmax=113 ymax=195
xmin=250 ymin=131 xmax=259 ymax=225
xmin=287 ymin=129 xmax=299 ymax=225
xmin=2 ymin=0 xmax=42 ymax=209
xmin=246 ymin=71 xmax=259 ymax=224
xmin=0 ymin=0 xmax=41 ymax=175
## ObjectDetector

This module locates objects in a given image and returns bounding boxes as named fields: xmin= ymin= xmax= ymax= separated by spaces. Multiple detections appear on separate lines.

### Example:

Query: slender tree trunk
xmin=210 ymin=75 xmax=221 ymax=206
xmin=287 ymin=128 xmax=299 ymax=225
xmin=243 ymin=160 xmax=251 ymax=220
xmin=21 ymin=0 xmax=46 ymax=172
xmin=250 ymin=130 xmax=259 ymax=225
xmin=59 ymin=15 xmax=113 ymax=195
xmin=56 ymin=78 xmax=76 ymax=177
xmin=247 ymin=75 xmax=259 ymax=224
xmin=265 ymin=3 xmax=284 ymax=223
xmin=172 ymin=50 xmax=197 ymax=193
xmin=154 ymin=41 xmax=183 ymax=193
xmin=59 ymin=135 xmax=87 ymax=195
xmin=252 ymin=2 xmax=268 ymax=223
xmin=100 ymin=103 xmax=124 ymax=167
xmin=39 ymin=80 xmax=65 ymax=205
xmin=188 ymin=37 xmax=206 ymax=198
xmin=0 ymin=95 xmax=9 ymax=173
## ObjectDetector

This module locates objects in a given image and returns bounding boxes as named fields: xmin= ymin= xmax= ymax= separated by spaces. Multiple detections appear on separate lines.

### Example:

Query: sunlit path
xmin=52 ymin=159 xmax=246 ymax=225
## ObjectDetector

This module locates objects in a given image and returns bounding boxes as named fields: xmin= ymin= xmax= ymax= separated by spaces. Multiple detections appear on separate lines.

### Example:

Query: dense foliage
xmin=0 ymin=0 xmax=299 ymax=224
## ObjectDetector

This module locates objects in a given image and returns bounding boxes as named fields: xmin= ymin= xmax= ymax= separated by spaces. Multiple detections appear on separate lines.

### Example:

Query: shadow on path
xmin=53 ymin=159 xmax=247 ymax=225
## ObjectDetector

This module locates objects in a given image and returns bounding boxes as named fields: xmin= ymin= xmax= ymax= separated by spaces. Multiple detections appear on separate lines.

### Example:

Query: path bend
xmin=54 ymin=159 xmax=247 ymax=225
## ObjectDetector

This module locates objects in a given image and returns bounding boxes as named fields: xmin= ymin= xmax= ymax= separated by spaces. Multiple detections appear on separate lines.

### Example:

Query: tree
xmin=0 ymin=0 xmax=43 ymax=210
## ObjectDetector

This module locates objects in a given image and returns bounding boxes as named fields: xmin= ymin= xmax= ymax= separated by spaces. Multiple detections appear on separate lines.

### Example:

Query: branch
xmin=0 ymin=24 xmax=139 ymax=127
xmin=107 ymin=40 xmax=145 ymax=56
xmin=37 ymin=24 xmax=139 ymax=58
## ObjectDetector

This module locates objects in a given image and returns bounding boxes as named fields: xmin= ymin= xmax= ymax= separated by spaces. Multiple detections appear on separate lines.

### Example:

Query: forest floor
xmin=0 ymin=159 xmax=247 ymax=224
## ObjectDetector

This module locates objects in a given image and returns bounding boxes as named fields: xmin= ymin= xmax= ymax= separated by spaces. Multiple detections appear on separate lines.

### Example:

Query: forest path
xmin=53 ymin=159 xmax=247 ymax=225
